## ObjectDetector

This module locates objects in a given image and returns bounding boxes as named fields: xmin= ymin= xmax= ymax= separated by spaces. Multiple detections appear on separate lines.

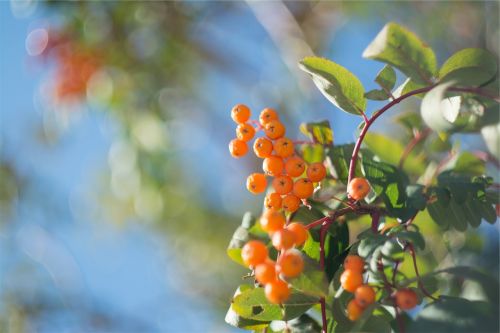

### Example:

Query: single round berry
xmin=340 ymin=270 xmax=363 ymax=293
xmin=274 ymin=137 xmax=294 ymax=158
xmin=277 ymin=249 xmax=304 ymax=278
xmin=272 ymin=175 xmax=293 ymax=195
xmin=253 ymin=137 xmax=273 ymax=158
xmin=347 ymin=178 xmax=371 ymax=201
xmin=272 ymin=229 xmax=296 ymax=251
xmin=293 ymin=178 xmax=314 ymax=199
xmin=265 ymin=279 xmax=290 ymax=304
xmin=286 ymin=222 xmax=308 ymax=246
xmin=285 ymin=156 xmax=306 ymax=177
xmin=347 ymin=299 xmax=364 ymax=321
xmin=236 ymin=123 xmax=256 ymax=142
xmin=354 ymin=285 xmax=376 ymax=308
xmin=264 ymin=192 xmax=282 ymax=211
xmin=395 ymin=289 xmax=418 ymax=310
xmin=344 ymin=255 xmax=365 ymax=273
xmin=260 ymin=210 xmax=286 ymax=234
xmin=259 ymin=108 xmax=279 ymax=126
xmin=282 ymin=194 xmax=300 ymax=213
xmin=307 ymin=162 xmax=327 ymax=182
xmin=246 ymin=173 xmax=267 ymax=194
xmin=255 ymin=260 xmax=276 ymax=285
xmin=263 ymin=156 xmax=284 ymax=176
xmin=264 ymin=120 xmax=286 ymax=140
xmin=231 ymin=104 xmax=251 ymax=124
xmin=241 ymin=240 xmax=268 ymax=267
xmin=229 ymin=139 xmax=248 ymax=158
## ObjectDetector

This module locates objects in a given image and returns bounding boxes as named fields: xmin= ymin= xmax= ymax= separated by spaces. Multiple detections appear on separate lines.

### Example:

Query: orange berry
xmin=241 ymin=240 xmax=268 ymax=267
xmin=347 ymin=178 xmax=371 ymax=201
xmin=277 ymin=249 xmax=304 ymax=278
xmin=307 ymin=162 xmax=327 ymax=182
xmin=259 ymin=108 xmax=279 ymax=126
xmin=344 ymin=255 xmax=365 ymax=273
xmin=272 ymin=229 xmax=296 ymax=251
xmin=293 ymin=178 xmax=314 ymax=199
xmin=246 ymin=173 xmax=267 ymax=194
xmin=272 ymin=175 xmax=293 ymax=195
xmin=229 ymin=139 xmax=248 ymax=158
xmin=264 ymin=120 xmax=286 ymax=140
xmin=286 ymin=222 xmax=308 ymax=246
xmin=282 ymin=194 xmax=300 ymax=213
xmin=255 ymin=260 xmax=276 ymax=285
xmin=253 ymin=137 xmax=273 ymax=158
xmin=265 ymin=279 xmax=290 ymax=304
xmin=395 ymin=289 xmax=418 ymax=310
xmin=354 ymin=285 xmax=376 ymax=308
xmin=263 ymin=156 xmax=284 ymax=176
xmin=274 ymin=137 xmax=294 ymax=158
xmin=285 ymin=156 xmax=306 ymax=177
xmin=236 ymin=123 xmax=256 ymax=142
xmin=347 ymin=299 xmax=364 ymax=321
xmin=260 ymin=210 xmax=286 ymax=234
xmin=231 ymin=104 xmax=251 ymax=124
xmin=264 ymin=192 xmax=282 ymax=211
xmin=340 ymin=270 xmax=363 ymax=293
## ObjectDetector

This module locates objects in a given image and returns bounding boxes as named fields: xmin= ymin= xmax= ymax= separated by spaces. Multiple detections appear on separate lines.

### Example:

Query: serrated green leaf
xmin=375 ymin=65 xmax=397 ymax=91
xmin=326 ymin=144 xmax=360 ymax=184
xmin=363 ymin=22 xmax=437 ymax=84
xmin=299 ymin=57 xmax=366 ymax=115
xmin=225 ymin=286 xmax=270 ymax=329
xmin=396 ymin=230 xmax=426 ymax=250
xmin=358 ymin=232 xmax=387 ymax=257
xmin=288 ymin=256 xmax=328 ymax=298
xmin=439 ymin=48 xmax=498 ymax=86
xmin=406 ymin=185 xmax=427 ymax=211
xmin=300 ymin=120 xmax=334 ymax=145
xmin=365 ymin=88 xmax=391 ymax=101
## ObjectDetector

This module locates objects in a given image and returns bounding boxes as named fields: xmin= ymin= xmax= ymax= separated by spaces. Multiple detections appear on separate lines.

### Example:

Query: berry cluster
xmin=241 ymin=222 xmax=308 ymax=304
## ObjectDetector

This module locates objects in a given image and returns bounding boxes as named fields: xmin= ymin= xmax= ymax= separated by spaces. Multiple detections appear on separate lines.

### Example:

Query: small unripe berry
xmin=264 ymin=120 xmax=286 ymax=140
xmin=246 ymin=173 xmax=267 ymax=194
xmin=395 ymin=289 xmax=418 ymax=310
xmin=354 ymin=285 xmax=376 ymax=308
xmin=347 ymin=178 xmax=371 ymax=201
xmin=286 ymin=222 xmax=308 ymax=246
xmin=277 ymin=249 xmax=304 ymax=278
xmin=265 ymin=279 xmax=290 ymax=304
xmin=282 ymin=194 xmax=300 ymax=213
xmin=285 ymin=156 xmax=306 ymax=177
xmin=236 ymin=123 xmax=256 ymax=142
xmin=340 ymin=269 xmax=363 ymax=293
xmin=255 ymin=260 xmax=276 ymax=285
xmin=229 ymin=139 xmax=248 ymax=158
xmin=344 ymin=255 xmax=365 ymax=273
xmin=264 ymin=192 xmax=282 ymax=211
xmin=231 ymin=104 xmax=251 ymax=124
xmin=263 ymin=156 xmax=284 ymax=176
xmin=253 ymin=137 xmax=273 ymax=158
xmin=260 ymin=210 xmax=286 ymax=234
xmin=259 ymin=108 xmax=279 ymax=126
xmin=274 ymin=137 xmax=294 ymax=158
xmin=347 ymin=299 xmax=364 ymax=321
xmin=272 ymin=175 xmax=293 ymax=195
xmin=272 ymin=229 xmax=296 ymax=251
xmin=307 ymin=162 xmax=327 ymax=182
xmin=241 ymin=240 xmax=268 ymax=267
xmin=293 ymin=178 xmax=314 ymax=199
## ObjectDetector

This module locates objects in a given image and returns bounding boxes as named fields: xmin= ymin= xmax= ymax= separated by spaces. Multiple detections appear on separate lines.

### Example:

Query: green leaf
xmin=375 ymin=65 xmax=397 ymax=91
xmin=326 ymin=144 xmax=359 ymax=184
xmin=225 ymin=285 xmax=270 ymax=329
xmin=421 ymin=81 xmax=463 ymax=132
xmin=443 ymin=151 xmax=486 ymax=175
xmin=325 ymin=222 xmax=350 ymax=281
xmin=357 ymin=232 xmax=387 ymax=258
xmin=395 ymin=111 xmax=423 ymax=134
xmin=286 ymin=314 xmax=322 ymax=333
xmin=300 ymin=144 xmax=325 ymax=164
xmin=396 ymin=230 xmax=426 ymax=250
xmin=299 ymin=56 xmax=366 ymax=115
xmin=300 ymin=120 xmax=334 ymax=145
xmin=232 ymin=287 xmax=318 ymax=322
xmin=406 ymin=184 xmax=427 ymax=211
xmin=393 ymin=78 xmax=426 ymax=98
xmin=439 ymin=48 xmax=498 ymax=86
xmin=363 ymin=22 xmax=437 ymax=84
xmin=227 ymin=212 xmax=257 ymax=266
xmin=365 ymin=89 xmax=391 ymax=101
xmin=288 ymin=255 xmax=328 ymax=298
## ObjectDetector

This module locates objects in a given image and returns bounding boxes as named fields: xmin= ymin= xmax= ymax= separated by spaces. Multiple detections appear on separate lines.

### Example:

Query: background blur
xmin=0 ymin=1 xmax=498 ymax=332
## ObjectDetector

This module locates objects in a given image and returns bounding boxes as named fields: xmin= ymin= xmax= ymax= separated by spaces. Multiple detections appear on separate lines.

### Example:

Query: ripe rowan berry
xmin=395 ymin=289 xmax=418 ymax=310
xmin=255 ymin=260 xmax=276 ymax=285
xmin=272 ymin=175 xmax=293 ymax=195
xmin=285 ymin=156 xmax=306 ymax=177
xmin=231 ymin=104 xmax=251 ymax=124
xmin=246 ymin=173 xmax=267 ymax=194
xmin=260 ymin=210 xmax=286 ymax=234
xmin=264 ymin=120 xmax=286 ymax=140
xmin=265 ymin=279 xmax=290 ymax=304
xmin=347 ymin=299 xmax=364 ymax=321
xmin=263 ymin=156 xmax=284 ymax=176
xmin=264 ymin=192 xmax=282 ymax=211
xmin=274 ymin=137 xmax=294 ymax=158
xmin=241 ymin=240 xmax=268 ymax=267
xmin=259 ymin=108 xmax=278 ymax=126
xmin=272 ymin=229 xmax=296 ymax=251
xmin=282 ymin=194 xmax=300 ymax=213
xmin=286 ymin=222 xmax=308 ymax=246
xmin=347 ymin=177 xmax=371 ymax=201
xmin=354 ymin=285 xmax=376 ymax=308
xmin=229 ymin=139 xmax=248 ymax=158
xmin=253 ymin=137 xmax=274 ymax=158
xmin=340 ymin=270 xmax=363 ymax=293
xmin=307 ymin=162 xmax=327 ymax=182
xmin=344 ymin=255 xmax=365 ymax=273
xmin=236 ymin=123 xmax=256 ymax=142
xmin=277 ymin=249 xmax=304 ymax=278
xmin=293 ymin=178 xmax=314 ymax=199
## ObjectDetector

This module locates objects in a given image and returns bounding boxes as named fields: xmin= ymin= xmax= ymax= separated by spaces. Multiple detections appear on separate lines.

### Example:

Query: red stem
xmin=408 ymin=243 xmax=438 ymax=301
xmin=399 ymin=128 xmax=432 ymax=169
xmin=449 ymin=86 xmax=500 ymax=103
xmin=319 ymin=223 xmax=329 ymax=333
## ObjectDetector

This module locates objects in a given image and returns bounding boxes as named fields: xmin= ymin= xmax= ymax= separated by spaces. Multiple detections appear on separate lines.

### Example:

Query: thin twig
xmin=408 ymin=243 xmax=438 ymax=301
xmin=399 ymin=128 xmax=432 ymax=169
